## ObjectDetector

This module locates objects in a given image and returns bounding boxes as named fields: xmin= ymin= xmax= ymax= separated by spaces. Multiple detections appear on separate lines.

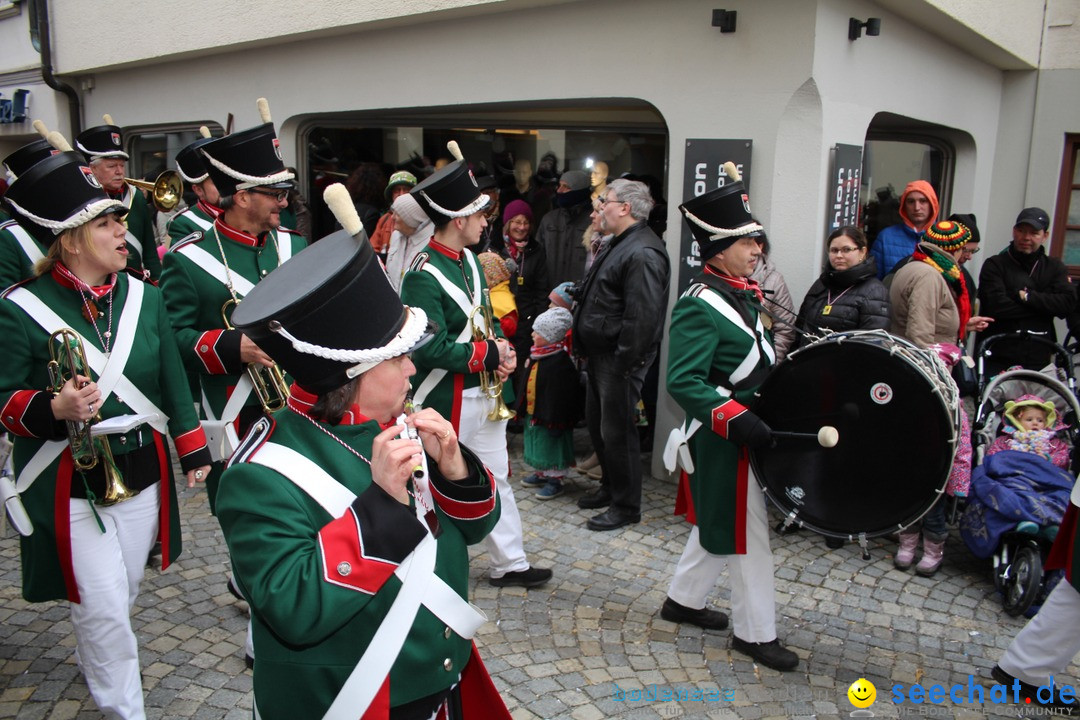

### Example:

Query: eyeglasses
xmin=828 ymin=246 xmax=860 ymax=255
xmin=597 ymin=196 xmax=626 ymax=208
xmin=962 ymin=246 xmax=981 ymax=255
xmin=247 ymin=188 xmax=289 ymax=202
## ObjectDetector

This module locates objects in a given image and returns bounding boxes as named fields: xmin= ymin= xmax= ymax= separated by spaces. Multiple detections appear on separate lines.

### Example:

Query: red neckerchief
xmin=704 ymin=265 xmax=763 ymax=302
xmin=197 ymin=199 xmax=223 ymax=219
xmin=52 ymin=263 xmax=117 ymax=300
xmin=427 ymin=239 xmax=460 ymax=261
xmin=529 ymin=336 xmax=569 ymax=360
xmin=286 ymin=383 xmax=393 ymax=429
xmin=214 ymin=216 xmax=266 ymax=248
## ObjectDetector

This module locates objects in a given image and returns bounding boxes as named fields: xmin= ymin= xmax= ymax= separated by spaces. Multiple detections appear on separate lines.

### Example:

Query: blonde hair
xmin=34 ymin=222 xmax=96 ymax=277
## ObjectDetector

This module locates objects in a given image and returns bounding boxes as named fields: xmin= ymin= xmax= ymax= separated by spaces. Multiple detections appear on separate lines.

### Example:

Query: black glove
xmin=727 ymin=410 xmax=773 ymax=449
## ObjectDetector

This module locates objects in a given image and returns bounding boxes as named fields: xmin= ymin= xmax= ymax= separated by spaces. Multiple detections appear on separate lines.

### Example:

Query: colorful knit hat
xmin=1004 ymin=394 xmax=1057 ymax=431
xmin=478 ymin=251 xmax=511 ymax=287
xmin=548 ymin=281 xmax=575 ymax=309
xmin=921 ymin=220 xmax=970 ymax=252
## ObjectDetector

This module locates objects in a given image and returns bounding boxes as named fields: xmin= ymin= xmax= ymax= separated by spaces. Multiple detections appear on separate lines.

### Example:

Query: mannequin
xmin=591 ymin=161 xmax=610 ymax=202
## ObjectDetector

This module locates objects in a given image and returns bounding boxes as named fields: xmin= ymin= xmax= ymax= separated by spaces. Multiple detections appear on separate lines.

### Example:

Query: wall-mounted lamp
xmin=849 ymin=17 xmax=881 ymax=41
xmin=712 ymin=9 xmax=737 ymax=33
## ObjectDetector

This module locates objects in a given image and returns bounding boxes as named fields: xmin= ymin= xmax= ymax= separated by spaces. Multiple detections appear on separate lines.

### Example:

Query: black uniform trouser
xmin=585 ymin=351 xmax=653 ymax=515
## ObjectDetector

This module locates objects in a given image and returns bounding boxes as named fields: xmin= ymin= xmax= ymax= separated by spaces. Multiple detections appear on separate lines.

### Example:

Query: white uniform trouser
xmin=457 ymin=391 xmax=528 ymax=577
xmin=667 ymin=474 xmax=777 ymax=643
xmin=69 ymin=482 xmax=160 ymax=720
xmin=999 ymin=579 xmax=1080 ymax=686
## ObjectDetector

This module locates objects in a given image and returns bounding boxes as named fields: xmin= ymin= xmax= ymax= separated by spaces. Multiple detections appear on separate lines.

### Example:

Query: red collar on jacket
xmin=197 ymin=199 xmax=223 ymax=219
xmin=427 ymin=239 xmax=461 ymax=261
xmin=214 ymin=216 xmax=269 ymax=248
xmin=286 ymin=383 xmax=393 ymax=428
xmin=51 ymin=263 xmax=117 ymax=299
xmin=704 ymin=265 xmax=763 ymax=301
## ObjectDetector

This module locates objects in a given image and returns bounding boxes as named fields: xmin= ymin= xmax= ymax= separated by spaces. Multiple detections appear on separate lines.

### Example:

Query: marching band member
xmin=158 ymin=110 xmax=305 ymax=512
xmin=0 ymin=152 xmax=211 ymax=719
xmin=0 ymin=138 xmax=59 ymax=288
xmin=217 ymin=202 xmax=510 ymax=718
xmin=401 ymin=152 xmax=552 ymax=589
xmin=75 ymin=117 xmax=162 ymax=282
xmin=660 ymin=180 xmax=798 ymax=672
xmin=165 ymin=130 xmax=222 ymax=247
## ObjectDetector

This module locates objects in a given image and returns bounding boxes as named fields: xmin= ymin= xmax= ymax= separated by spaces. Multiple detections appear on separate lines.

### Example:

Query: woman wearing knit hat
xmin=501 ymin=199 xmax=550 ymax=407
xmin=383 ymin=193 xmax=432 ymax=292
xmin=889 ymin=219 xmax=993 ymax=576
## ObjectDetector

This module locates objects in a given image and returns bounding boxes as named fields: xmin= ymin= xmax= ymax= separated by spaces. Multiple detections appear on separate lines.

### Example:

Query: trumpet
xmin=468 ymin=289 xmax=516 ymax=422
xmin=222 ymin=299 xmax=290 ymax=414
xmin=125 ymin=170 xmax=184 ymax=212
xmin=47 ymin=329 xmax=138 ymax=506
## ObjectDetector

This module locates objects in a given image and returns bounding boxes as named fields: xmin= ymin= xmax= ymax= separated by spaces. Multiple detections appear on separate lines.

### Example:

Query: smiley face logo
xmin=847 ymin=678 xmax=876 ymax=708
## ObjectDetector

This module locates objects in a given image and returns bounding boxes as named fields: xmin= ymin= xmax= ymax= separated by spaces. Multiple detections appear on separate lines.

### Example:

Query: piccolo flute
xmin=399 ymin=393 xmax=425 ymax=479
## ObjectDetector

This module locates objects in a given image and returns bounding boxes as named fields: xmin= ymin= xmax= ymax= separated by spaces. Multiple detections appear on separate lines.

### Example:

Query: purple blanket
xmin=959 ymin=450 xmax=1074 ymax=559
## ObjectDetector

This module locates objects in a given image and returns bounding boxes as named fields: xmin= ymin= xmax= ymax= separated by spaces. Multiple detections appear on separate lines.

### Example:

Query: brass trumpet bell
xmin=47 ymin=329 xmax=139 ymax=506
xmin=125 ymin=170 xmax=184 ymax=212
xmin=468 ymin=289 xmax=516 ymax=422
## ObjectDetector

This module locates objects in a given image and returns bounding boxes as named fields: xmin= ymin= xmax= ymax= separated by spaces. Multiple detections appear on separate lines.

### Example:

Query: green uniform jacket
xmin=0 ymin=219 xmax=48 ymax=289
xmin=400 ymin=241 xmax=503 ymax=423
xmin=117 ymin=186 xmax=162 ymax=282
xmin=666 ymin=275 xmax=775 ymax=555
xmin=159 ymin=219 xmax=305 ymax=422
xmin=0 ymin=269 xmax=210 ymax=602
xmin=165 ymin=200 xmax=219 ymax=247
xmin=217 ymin=404 xmax=500 ymax=716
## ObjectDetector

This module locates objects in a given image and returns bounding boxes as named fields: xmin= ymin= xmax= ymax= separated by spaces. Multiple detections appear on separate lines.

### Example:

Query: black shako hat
xmin=4 ymin=139 xmax=60 ymax=180
xmin=411 ymin=159 xmax=490 ymax=225
xmin=200 ymin=123 xmax=294 ymax=198
xmin=230 ymin=229 xmax=434 ymax=395
xmin=4 ymin=152 xmax=126 ymax=240
xmin=175 ymin=137 xmax=216 ymax=184
xmin=75 ymin=124 xmax=129 ymax=162
xmin=679 ymin=180 xmax=764 ymax=261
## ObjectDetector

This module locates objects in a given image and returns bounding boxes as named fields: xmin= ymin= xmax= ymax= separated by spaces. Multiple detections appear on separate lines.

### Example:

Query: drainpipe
xmin=36 ymin=0 xmax=81 ymax=137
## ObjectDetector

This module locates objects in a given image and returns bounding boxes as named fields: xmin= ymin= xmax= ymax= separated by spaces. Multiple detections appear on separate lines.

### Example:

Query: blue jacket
xmin=870 ymin=222 xmax=920 ymax=279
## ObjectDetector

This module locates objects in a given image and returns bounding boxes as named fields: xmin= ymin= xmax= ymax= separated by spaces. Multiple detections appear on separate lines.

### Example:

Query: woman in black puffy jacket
xmin=795 ymin=226 xmax=890 ymax=348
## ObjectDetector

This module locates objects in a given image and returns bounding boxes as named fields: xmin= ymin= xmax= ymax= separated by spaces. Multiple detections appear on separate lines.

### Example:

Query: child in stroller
xmin=960 ymin=375 xmax=1079 ymax=617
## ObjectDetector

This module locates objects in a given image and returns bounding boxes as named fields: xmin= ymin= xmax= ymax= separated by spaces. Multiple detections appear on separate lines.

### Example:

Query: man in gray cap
xmin=537 ymin=169 xmax=594 ymax=285
xmin=977 ymin=207 xmax=1075 ymax=373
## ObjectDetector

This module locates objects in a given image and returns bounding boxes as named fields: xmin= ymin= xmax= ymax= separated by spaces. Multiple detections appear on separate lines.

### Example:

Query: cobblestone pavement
xmin=2 ymin=430 xmax=1077 ymax=719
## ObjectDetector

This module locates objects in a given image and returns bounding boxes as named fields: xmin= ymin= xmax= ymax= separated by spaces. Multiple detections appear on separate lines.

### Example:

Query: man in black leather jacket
xmin=572 ymin=179 xmax=671 ymax=531
xmin=977 ymin=207 xmax=1076 ymax=374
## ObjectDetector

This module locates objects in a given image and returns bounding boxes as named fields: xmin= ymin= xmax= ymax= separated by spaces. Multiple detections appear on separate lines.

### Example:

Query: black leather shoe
xmin=825 ymin=537 xmax=844 ymax=549
xmin=227 ymin=576 xmax=245 ymax=602
xmin=489 ymin=566 xmax=553 ymax=588
xmin=587 ymin=508 xmax=640 ymax=531
xmin=992 ymin=665 xmax=1080 ymax=713
xmin=244 ymin=653 xmax=254 ymax=670
xmin=732 ymin=636 xmax=799 ymax=671
xmin=660 ymin=597 xmax=728 ymax=631
xmin=577 ymin=489 xmax=612 ymax=510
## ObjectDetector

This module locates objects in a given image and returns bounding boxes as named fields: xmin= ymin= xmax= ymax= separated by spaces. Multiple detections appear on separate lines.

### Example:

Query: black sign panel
xmin=678 ymin=139 xmax=752 ymax=294
xmin=825 ymin=143 xmax=862 ymax=237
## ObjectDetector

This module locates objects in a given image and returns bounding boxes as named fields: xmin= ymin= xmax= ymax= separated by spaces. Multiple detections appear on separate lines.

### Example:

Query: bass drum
xmin=750 ymin=330 xmax=959 ymax=539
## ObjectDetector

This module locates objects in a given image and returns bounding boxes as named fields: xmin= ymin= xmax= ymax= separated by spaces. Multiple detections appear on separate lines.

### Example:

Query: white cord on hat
xmin=5 ymin=197 xmax=125 ymax=234
xmin=417 ymin=190 xmax=489 ymax=219
xmin=270 ymin=307 xmax=429 ymax=378
xmin=681 ymin=208 xmax=763 ymax=240
xmin=177 ymin=167 xmax=209 ymax=184
xmin=199 ymin=150 xmax=294 ymax=190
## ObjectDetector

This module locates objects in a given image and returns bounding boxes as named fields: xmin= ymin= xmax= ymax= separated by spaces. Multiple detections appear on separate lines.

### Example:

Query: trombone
xmin=222 ymin=299 xmax=291 ymax=414
xmin=125 ymin=170 xmax=184 ymax=212
xmin=468 ymin=289 xmax=516 ymax=422
xmin=47 ymin=329 xmax=138 ymax=506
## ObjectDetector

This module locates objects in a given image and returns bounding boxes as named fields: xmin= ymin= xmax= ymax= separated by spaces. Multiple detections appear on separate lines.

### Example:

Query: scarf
xmin=530 ymin=338 xmax=569 ymax=360
xmin=703 ymin=265 xmax=764 ymax=302
xmin=912 ymin=248 xmax=970 ymax=341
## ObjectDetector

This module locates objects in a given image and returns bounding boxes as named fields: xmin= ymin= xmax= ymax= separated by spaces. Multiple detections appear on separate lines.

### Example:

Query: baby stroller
xmin=960 ymin=334 xmax=1080 ymax=617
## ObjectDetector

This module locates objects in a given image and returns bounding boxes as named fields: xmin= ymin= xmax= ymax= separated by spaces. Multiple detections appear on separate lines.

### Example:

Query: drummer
xmin=659 ymin=180 xmax=798 ymax=672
